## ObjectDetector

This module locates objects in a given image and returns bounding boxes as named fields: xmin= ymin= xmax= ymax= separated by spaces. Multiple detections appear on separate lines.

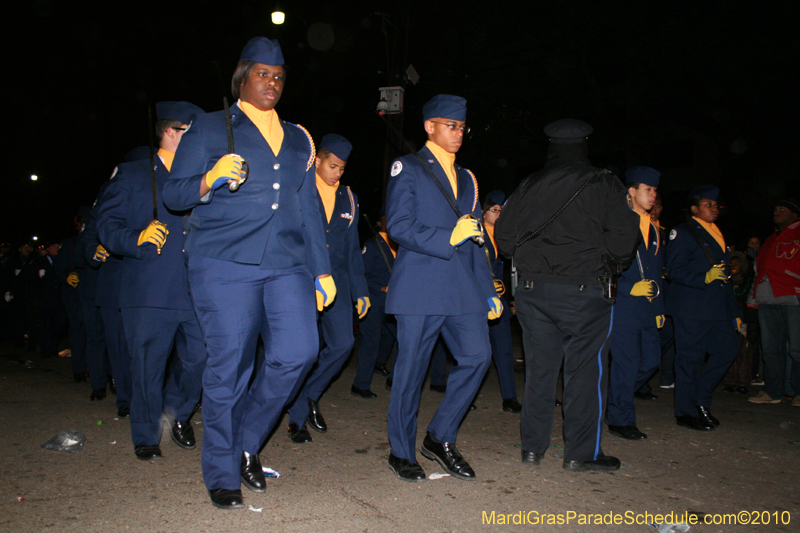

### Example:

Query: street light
xmin=271 ymin=3 xmax=285 ymax=25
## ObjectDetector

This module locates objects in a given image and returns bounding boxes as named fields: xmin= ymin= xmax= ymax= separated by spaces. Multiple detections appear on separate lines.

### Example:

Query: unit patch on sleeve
xmin=390 ymin=161 xmax=403 ymax=177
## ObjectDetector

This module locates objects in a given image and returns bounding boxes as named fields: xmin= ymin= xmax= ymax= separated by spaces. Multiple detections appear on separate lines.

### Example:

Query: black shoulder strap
xmin=684 ymin=219 xmax=716 ymax=266
xmin=514 ymin=170 xmax=606 ymax=249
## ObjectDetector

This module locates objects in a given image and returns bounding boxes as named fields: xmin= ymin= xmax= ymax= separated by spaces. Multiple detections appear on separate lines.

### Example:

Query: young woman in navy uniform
xmin=162 ymin=38 xmax=333 ymax=510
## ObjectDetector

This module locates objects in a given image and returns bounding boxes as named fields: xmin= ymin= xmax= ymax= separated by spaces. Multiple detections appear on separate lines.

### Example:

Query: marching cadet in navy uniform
xmin=97 ymin=101 xmax=207 ymax=461
xmin=385 ymin=94 xmax=500 ymax=482
xmin=606 ymin=167 xmax=666 ymax=440
xmin=666 ymin=185 xmax=741 ymax=431
xmin=162 ymin=38 xmax=333 ymax=510
xmin=83 ymin=147 xmax=149 ymax=418
xmin=482 ymin=190 xmax=522 ymax=412
xmin=287 ymin=134 xmax=370 ymax=443
xmin=352 ymin=210 xmax=398 ymax=395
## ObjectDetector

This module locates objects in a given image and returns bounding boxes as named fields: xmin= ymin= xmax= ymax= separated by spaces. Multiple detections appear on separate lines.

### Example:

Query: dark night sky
xmin=5 ymin=0 xmax=798 ymax=248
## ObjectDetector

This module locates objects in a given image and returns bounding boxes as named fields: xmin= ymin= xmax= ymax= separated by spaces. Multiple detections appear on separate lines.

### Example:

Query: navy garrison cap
xmin=240 ymin=37 xmax=284 ymax=65
xmin=423 ymin=94 xmax=467 ymax=122
xmin=625 ymin=166 xmax=661 ymax=187
xmin=688 ymin=185 xmax=720 ymax=202
xmin=777 ymin=197 xmax=800 ymax=216
xmin=543 ymin=119 xmax=593 ymax=144
xmin=320 ymin=134 xmax=353 ymax=162
xmin=486 ymin=190 xmax=506 ymax=206
xmin=124 ymin=146 xmax=151 ymax=162
xmin=155 ymin=101 xmax=204 ymax=125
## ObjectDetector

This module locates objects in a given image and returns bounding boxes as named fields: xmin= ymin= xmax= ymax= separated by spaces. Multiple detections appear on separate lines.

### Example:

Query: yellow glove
xmin=137 ymin=221 xmax=169 ymax=252
xmin=449 ymin=215 xmax=482 ymax=246
xmin=656 ymin=315 xmax=666 ymax=329
xmin=493 ymin=279 xmax=506 ymax=297
xmin=705 ymin=266 xmax=727 ymax=284
xmin=356 ymin=296 xmax=371 ymax=319
xmin=315 ymin=276 xmax=337 ymax=312
xmin=66 ymin=272 xmax=79 ymax=288
xmin=205 ymin=154 xmax=246 ymax=190
xmin=93 ymin=244 xmax=109 ymax=263
xmin=488 ymin=296 xmax=503 ymax=320
xmin=630 ymin=280 xmax=656 ymax=298
xmin=733 ymin=318 xmax=743 ymax=333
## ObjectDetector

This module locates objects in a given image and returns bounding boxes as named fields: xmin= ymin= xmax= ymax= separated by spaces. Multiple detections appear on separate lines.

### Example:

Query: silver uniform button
xmin=183 ymin=231 xmax=187 ymax=235
xmin=273 ymin=163 xmax=280 ymax=170
xmin=271 ymin=203 xmax=279 ymax=210
xmin=273 ymin=183 xmax=280 ymax=190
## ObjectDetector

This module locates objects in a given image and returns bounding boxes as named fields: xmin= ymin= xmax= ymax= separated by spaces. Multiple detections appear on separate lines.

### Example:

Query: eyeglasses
xmin=488 ymin=208 xmax=502 ymax=213
xmin=430 ymin=120 xmax=470 ymax=134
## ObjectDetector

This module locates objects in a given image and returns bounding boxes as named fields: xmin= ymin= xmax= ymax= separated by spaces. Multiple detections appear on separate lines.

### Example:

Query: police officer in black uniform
xmin=495 ymin=119 xmax=639 ymax=471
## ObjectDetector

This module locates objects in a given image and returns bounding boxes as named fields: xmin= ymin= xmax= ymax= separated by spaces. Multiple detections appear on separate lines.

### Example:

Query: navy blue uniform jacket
xmin=319 ymin=186 xmax=368 ymax=301
xmin=665 ymin=219 xmax=738 ymax=321
xmin=96 ymin=157 xmax=193 ymax=310
xmin=615 ymin=220 xmax=665 ymax=326
xmin=385 ymin=146 xmax=495 ymax=316
xmin=161 ymin=104 xmax=330 ymax=277
xmin=361 ymin=235 xmax=394 ymax=308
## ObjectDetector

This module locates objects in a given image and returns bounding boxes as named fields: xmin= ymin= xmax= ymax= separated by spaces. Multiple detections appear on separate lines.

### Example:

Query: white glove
xmin=39 ymin=269 xmax=46 ymax=278
xmin=4 ymin=292 xmax=12 ymax=303
xmin=14 ymin=269 xmax=21 ymax=276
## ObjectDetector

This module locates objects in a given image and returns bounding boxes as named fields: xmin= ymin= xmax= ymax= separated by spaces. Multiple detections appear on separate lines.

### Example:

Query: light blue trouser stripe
xmin=594 ymin=305 xmax=614 ymax=460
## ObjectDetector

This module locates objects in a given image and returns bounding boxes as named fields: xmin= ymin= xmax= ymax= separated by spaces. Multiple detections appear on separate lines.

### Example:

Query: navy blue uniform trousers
xmin=488 ymin=296 xmax=518 ymax=400
xmin=81 ymin=302 xmax=108 ymax=391
xmin=100 ymin=305 xmax=131 ymax=410
xmin=353 ymin=302 xmax=396 ymax=390
xmin=673 ymin=317 xmax=738 ymax=417
xmin=287 ymin=289 xmax=354 ymax=425
xmin=607 ymin=325 xmax=661 ymax=426
xmin=188 ymin=256 xmax=318 ymax=491
xmin=516 ymin=283 xmax=612 ymax=463
xmin=122 ymin=306 xmax=205 ymax=446
xmin=388 ymin=313 xmax=491 ymax=462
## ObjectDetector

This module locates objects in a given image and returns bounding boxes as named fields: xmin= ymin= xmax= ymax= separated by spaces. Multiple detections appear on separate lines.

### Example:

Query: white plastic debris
xmin=261 ymin=467 xmax=281 ymax=478
xmin=428 ymin=473 xmax=450 ymax=480
xmin=248 ymin=505 xmax=262 ymax=512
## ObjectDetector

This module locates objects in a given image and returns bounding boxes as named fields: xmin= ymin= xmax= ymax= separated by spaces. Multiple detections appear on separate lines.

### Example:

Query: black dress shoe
xmin=208 ymin=488 xmax=244 ymax=510
xmin=117 ymin=407 xmax=130 ymax=418
xmin=306 ymin=399 xmax=327 ymax=433
xmin=373 ymin=364 xmax=390 ymax=377
xmin=521 ymin=450 xmax=544 ymax=465
xmin=388 ymin=453 xmax=426 ymax=482
xmin=697 ymin=406 xmax=720 ymax=427
xmin=429 ymin=384 xmax=447 ymax=394
xmin=351 ymin=385 xmax=377 ymax=399
xmin=502 ymin=398 xmax=522 ymax=413
xmin=676 ymin=414 xmax=714 ymax=431
xmin=165 ymin=415 xmax=196 ymax=449
xmin=555 ymin=398 xmax=563 ymax=407
xmin=468 ymin=403 xmax=477 ymax=411
xmin=634 ymin=391 xmax=658 ymax=400
xmin=420 ymin=432 xmax=476 ymax=480
xmin=563 ymin=455 xmax=621 ymax=472
xmin=608 ymin=424 xmax=648 ymax=440
xmin=134 ymin=445 xmax=163 ymax=461
xmin=385 ymin=377 xmax=392 ymax=391
xmin=288 ymin=423 xmax=312 ymax=444
xmin=90 ymin=388 xmax=106 ymax=401
xmin=721 ymin=385 xmax=737 ymax=393
xmin=736 ymin=386 xmax=749 ymax=395
xmin=241 ymin=451 xmax=266 ymax=493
